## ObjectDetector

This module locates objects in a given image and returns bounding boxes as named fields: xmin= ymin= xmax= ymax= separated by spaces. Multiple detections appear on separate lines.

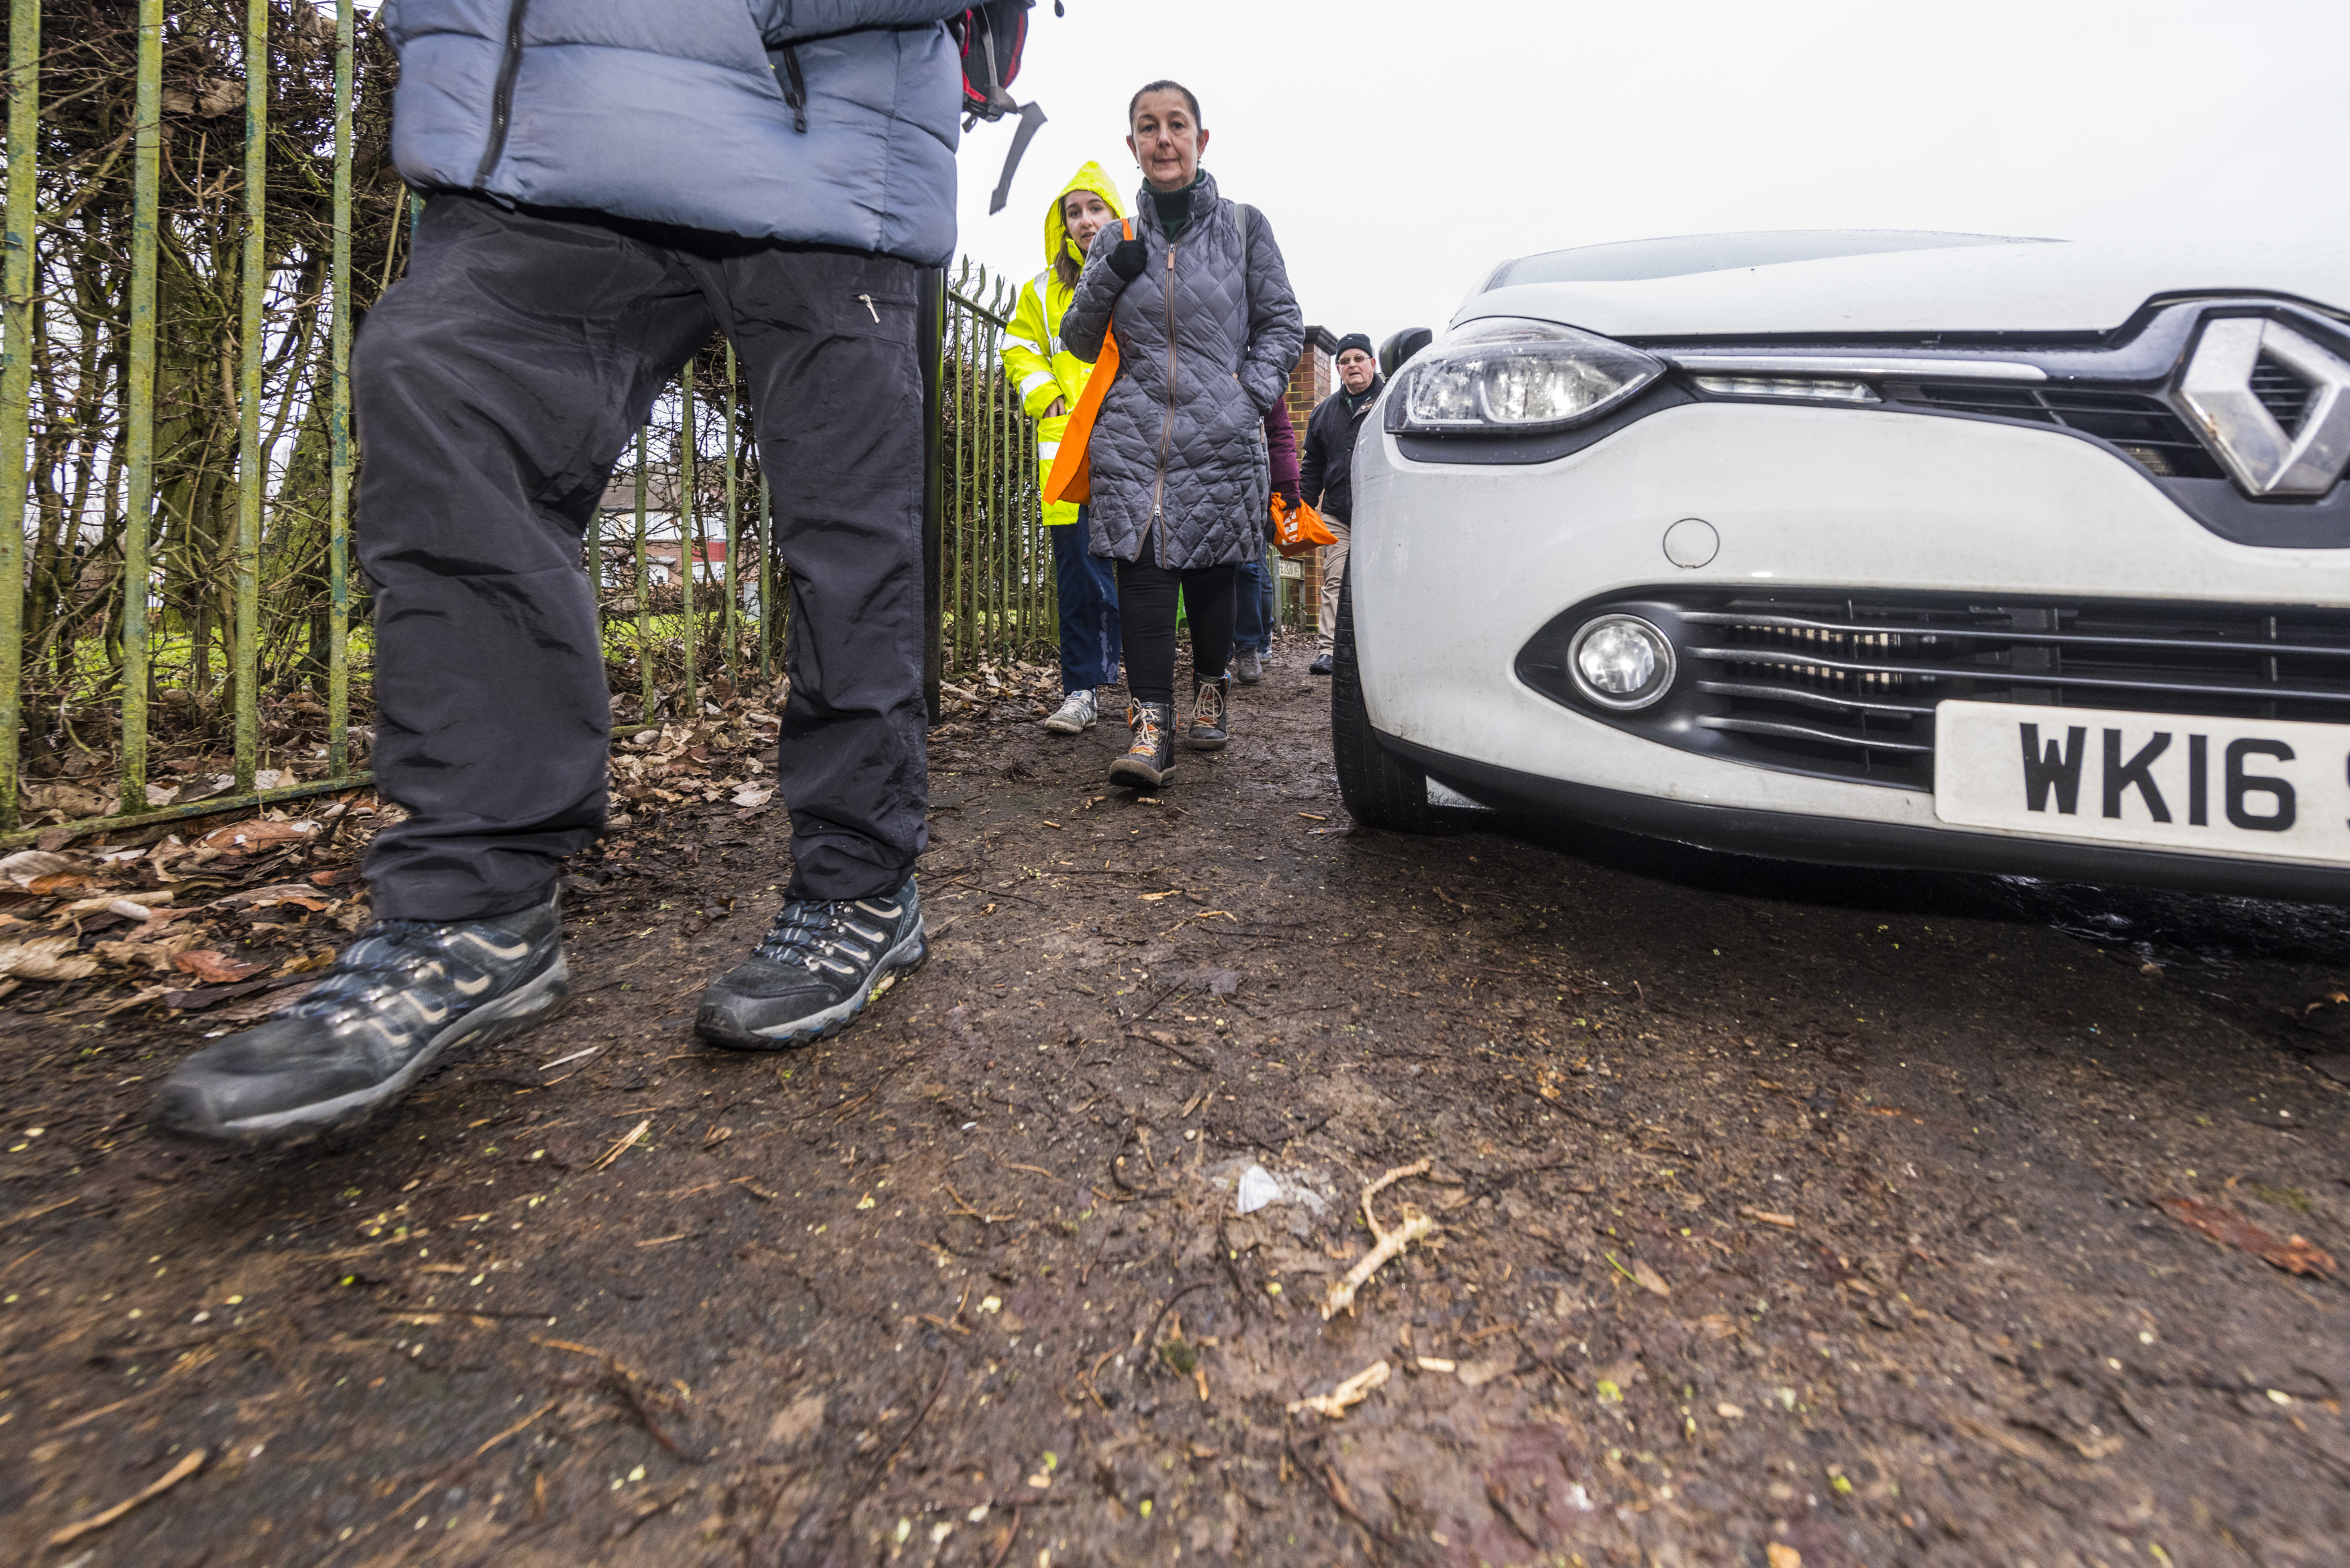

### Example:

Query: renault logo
xmin=2177 ymin=317 xmax=2350 ymax=496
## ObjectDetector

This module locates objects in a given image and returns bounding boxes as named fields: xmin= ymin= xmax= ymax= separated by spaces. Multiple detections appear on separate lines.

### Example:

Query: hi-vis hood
xmin=1043 ymin=161 xmax=1128 ymax=269
xmin=1456 ymin=230 xmax=2350 ymax=340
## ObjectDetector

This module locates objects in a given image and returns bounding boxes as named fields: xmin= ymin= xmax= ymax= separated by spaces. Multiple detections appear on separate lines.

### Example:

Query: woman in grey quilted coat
xmin=1061 ymin=80 xmax=1304 ymax=789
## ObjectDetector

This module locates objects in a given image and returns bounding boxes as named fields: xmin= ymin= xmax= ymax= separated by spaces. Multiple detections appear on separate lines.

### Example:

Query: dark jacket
xmin=379 ymin=0 xmax=969 ymax=264
xmin=1300 ymin=375 xmax=1384 ymax=528
xmin=1060 ymin=170 xmax=1305 ymax=571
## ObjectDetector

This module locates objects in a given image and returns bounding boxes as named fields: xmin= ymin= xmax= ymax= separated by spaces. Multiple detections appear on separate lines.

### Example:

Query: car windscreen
xmin=1484 ymin=230 xmax=2053 ymax=290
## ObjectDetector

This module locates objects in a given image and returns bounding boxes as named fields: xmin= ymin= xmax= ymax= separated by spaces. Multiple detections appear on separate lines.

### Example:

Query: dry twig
xmin=1286 ymin=1359 xmax=1390 ymax=1419
xmin=46 ymin=1448 xmax=207 ymax=1548
xmin=1322 ymin=1158 xmax=1439 ymax=1320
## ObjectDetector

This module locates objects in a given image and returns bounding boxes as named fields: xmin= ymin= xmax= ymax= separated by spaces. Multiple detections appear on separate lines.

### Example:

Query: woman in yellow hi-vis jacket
xmin=1002 ymin=162 xmax=1127 ymax=734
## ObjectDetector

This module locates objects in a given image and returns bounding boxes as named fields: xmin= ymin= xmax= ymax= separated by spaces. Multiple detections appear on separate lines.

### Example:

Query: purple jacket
xmin=1266 ymin=398 xmax=1301 ymax=503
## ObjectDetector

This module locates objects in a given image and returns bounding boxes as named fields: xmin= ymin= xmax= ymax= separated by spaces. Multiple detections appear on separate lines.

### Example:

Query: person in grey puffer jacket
xmin=1060 ymin=79 xmax=1304 ymax=789
xmin=152 ymin=0 xmax=975 ymax=1151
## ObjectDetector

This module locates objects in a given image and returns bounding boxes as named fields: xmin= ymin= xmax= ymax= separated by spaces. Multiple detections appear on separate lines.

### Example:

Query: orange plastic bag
xmin=1041 ymin=220 xmax=1131 ymax=508
xmin=1271 ymin=493 xmax=1337 ymax=559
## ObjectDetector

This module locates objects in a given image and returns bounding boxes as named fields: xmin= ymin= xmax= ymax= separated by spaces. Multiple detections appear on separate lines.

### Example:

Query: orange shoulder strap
xmin=1040 ymin=228 xmax=1129 ymax=507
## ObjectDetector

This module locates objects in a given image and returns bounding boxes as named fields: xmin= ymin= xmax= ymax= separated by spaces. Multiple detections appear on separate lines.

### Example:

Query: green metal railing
xmin=942 ymin=262 xmax=1058 ymax=672
xmin=1 ymin=2 xmax=1068 ymax=849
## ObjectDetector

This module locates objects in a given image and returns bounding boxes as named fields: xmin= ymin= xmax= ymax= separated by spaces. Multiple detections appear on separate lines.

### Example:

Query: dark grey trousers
xmin=352 ymin=195 xmax=928 ymax=920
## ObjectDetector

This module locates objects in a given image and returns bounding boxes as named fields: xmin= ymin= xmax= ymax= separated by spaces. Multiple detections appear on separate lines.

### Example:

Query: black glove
xmin=1108 ymin=230 xmax=1149 ymax=283
xmin=1276 ymin=483 xmax=1301 ymax=508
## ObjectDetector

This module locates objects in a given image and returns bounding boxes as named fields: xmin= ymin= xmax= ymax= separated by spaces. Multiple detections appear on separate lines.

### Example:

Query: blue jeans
xmin=1053 ymin=512 xmax=1121 ymax=693
xmin=1234 ymin=546 xmax=1275 ymax=654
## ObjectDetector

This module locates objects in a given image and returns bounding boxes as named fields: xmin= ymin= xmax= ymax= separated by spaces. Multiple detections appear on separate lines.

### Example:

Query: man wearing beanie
xmin=1300 ymin=333 xmax=1383 ymax=674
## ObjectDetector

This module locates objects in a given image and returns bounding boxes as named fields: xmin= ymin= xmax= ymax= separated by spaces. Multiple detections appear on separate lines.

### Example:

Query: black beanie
xmin=1334 ymin=332 xmax=1374 ymax=359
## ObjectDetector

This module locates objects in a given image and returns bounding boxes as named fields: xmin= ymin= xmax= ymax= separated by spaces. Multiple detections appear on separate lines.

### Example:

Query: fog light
xmin=1569 ymin=615 xmax=1675 ymax=709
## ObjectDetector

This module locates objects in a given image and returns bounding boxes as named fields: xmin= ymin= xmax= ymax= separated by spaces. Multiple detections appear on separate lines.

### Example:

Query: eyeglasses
xmin=1337 ymin=354 xmax=1374 ymax=367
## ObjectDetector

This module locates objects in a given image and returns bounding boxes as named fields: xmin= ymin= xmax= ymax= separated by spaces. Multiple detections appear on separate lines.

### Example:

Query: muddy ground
xmin=4 ymin=630 xmax=2348 ymax=1568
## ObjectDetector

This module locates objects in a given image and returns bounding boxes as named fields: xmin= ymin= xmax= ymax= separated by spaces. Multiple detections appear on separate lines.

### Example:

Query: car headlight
xmin=1568 ymin=615 xmax=1675 ymax=709
xmin=1384 ymin=317 xmax=1663 ymax=436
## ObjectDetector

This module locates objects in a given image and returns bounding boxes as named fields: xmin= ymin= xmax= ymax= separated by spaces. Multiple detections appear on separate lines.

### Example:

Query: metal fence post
xmin=679 ymin=362 xmax=698 ymax=718
xmin=327 ymin=0 xmax=355 ymax=778
xmin=632 ymin=427 xmax=653 ymax=721
xmin=115 ymin=0 xmax=162 ymax=815
xmin=758 ymin=471 xmax=773 ymax=685
xmin=723 ymin=341 xmax=739 ymax=689
xmin=0 ymin=0 xmax=39 ymax=832
xmin=231 ymin=0 xmax=269 ymax=792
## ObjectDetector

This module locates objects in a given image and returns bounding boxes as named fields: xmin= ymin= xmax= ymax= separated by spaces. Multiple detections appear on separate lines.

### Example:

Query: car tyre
xmin=1332 ymin=575 xmax=1457 ymax=835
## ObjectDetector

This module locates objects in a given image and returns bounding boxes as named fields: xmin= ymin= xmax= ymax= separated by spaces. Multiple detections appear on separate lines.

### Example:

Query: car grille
xmin=1523 ymin=593 xmax=2350 ymax=792
xmin=2251 ymin=355 xmax=2314 ymax=436
xmin=1893 ymin=383 xmax=2226 ymax=481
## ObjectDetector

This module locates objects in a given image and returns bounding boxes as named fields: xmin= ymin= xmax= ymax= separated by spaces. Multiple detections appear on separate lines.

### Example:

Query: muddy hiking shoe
xmin=1041 ymin=688 xmax=1098 ymax=734
xmin=1109 ymin=700 xmax=1177 ymax=789
xmin=1185 ymin=675 xmax=1231 ymax=750
xmin=1233 ymin=649 xmax=1263 ymax=685
xmin=152 ymin=899 xmax=569 ymax=1145
xmin=695 ymin=876 xmax=927 ymax=1050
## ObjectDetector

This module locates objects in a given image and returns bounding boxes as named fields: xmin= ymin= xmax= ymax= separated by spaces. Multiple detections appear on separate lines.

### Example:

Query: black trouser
xmin=352 ymin=195 xmax=927 ymax=920
xmin=1115 ymin=557 xmax=1235 ymax=706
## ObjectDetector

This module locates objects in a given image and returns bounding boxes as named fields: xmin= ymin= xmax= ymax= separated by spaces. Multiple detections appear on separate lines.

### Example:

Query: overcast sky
xmin=951 ymin=0 xmax=2350 ymax=351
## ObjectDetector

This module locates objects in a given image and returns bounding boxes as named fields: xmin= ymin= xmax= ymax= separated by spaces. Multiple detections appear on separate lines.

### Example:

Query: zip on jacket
xmin=1151 ymin=237 xmax=1178 ymax=567
xmin=473 ymin=0 xmax=532 ymax=186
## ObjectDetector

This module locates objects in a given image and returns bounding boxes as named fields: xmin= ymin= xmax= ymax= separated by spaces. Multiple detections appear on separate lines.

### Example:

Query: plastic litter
xmin=1235 ymin=1165 xmax=1282 ymax=1215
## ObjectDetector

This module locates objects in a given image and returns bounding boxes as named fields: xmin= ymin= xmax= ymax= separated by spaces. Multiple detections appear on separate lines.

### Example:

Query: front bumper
xmin=1382 ymin=728 xmax=2350 ymax=901
xmin=1350 ymin=399 xmax=2350 ymax=897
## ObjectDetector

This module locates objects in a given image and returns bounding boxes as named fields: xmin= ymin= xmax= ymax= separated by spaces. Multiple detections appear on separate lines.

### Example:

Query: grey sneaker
xmin=1041 ymin=689 xmax=1098 ymax=734
xmin=152 ymin=899 xmax=568 ymax=1145
xmin=1234 ymin=650 xmax=1264 ymax=685
xmin=695 ymin=877 xmax=927 ymax=1050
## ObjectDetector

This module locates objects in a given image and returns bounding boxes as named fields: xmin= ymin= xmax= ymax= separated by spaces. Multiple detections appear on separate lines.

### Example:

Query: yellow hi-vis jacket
xmin=1000 ymin=161 xmax=1127 ymax=528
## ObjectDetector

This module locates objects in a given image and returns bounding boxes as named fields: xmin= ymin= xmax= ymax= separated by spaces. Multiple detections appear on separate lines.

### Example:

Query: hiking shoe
xmin=1041 ymin=689 xmax=1098 ymax=734
xmin=152 ymin=899 xmax=569 ymax=1145
xmin=1309 ymin=652 xmax=1335 ymax=675
xmin=1234 ymin=650 xmax=1264 ymax=686
xmin=1186 ymin=675 xmax=1231 ymax=751
xmin=1109 ymin=701 xmax=1177 ymax=789
xmin=695 ymin=877 xmax=927 ymax=1050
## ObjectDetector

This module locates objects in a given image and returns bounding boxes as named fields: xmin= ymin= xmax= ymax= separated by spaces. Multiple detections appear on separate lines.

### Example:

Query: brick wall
xmin=1284 ymin=327 xmax=1340 ymax=628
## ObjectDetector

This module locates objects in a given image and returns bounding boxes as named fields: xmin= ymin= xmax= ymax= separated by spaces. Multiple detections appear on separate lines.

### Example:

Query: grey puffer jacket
xmin=1060 ymin=170 xmax=1305 ymax=571
xmin=379 ymin=1 xmax=970 ymax=264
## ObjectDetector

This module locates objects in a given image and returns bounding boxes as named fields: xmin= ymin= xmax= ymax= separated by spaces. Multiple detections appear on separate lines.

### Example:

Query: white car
xmin=1337 ymin=230 xmax=2350 ymax=900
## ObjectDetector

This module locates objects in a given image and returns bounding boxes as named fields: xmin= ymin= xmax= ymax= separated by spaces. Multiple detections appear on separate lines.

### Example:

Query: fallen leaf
xmin=0 ymin=849 xmax=81 ymax=885
xmin=194 ymin=818 xmax=316 ymax=854
xmin=0 ymin=935 xmax=102 ymax=981
xmin=1767 ymin=1545 xmax=1801 ymax=1568
xmin=173 ymin=949 xmax=268 ymax=985
xmin=2156 ymin=1195 xmax=2336 ymax=1277
xmin=1740 ymin=1207 xmax=1797 ymax=1228
xmin=1629 ymin=1259 xmax=1672 ymax=1299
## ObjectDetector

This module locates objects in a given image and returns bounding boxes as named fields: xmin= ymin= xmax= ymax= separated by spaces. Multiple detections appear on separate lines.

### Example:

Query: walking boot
xmin=696 ymin=876 xmax=927 ymax=1049
xmin=1185 ymin=675 xmax=1232 ymax=750
xmin=152 ymin=898 xmax=569 ymax=1144
xmin=1109 ymin=701 xmax=1177 ymax=789
xmin=1233 ymin=649 xmax=1263 ymax=685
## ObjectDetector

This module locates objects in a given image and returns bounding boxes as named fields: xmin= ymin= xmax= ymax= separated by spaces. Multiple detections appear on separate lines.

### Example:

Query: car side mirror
xmin=1378 ymin=328 xmax=1432 ymax=380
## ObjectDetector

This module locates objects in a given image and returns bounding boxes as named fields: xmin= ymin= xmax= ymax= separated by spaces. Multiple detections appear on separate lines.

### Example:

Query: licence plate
xmin=1934 ymin=699 xmax=2350 ymax=864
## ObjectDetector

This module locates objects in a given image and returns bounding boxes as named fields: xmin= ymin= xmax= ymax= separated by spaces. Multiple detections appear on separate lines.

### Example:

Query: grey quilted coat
xmin=378 ymin=0 xmax=970 ymax=264
xmin=1060 ymin=171 xmax=1305 ymax=571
